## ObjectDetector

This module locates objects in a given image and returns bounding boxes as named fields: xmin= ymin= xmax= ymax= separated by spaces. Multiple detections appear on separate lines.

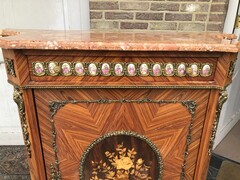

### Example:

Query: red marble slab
xmin=0 ymin=29 xmax=239 ymax=52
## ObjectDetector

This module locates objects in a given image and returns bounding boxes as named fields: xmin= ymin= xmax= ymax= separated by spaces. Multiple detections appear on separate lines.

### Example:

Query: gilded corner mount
xmin=5 ymin=58 xmax=16 ymax=77
xmin=13 ymin=87 xmax=31 ymax=158
xmin=208 ymin=90 xmax=228 ymax=156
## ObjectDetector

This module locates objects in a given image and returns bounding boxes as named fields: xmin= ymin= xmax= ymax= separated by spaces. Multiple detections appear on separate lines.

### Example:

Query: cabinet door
xmin=35 ymin=89 xmax=210 ymax=180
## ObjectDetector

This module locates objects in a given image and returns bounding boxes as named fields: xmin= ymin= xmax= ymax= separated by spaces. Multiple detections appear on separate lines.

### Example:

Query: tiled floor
xmin=0 ymin=121 xmax=239 ymax=179
xmin=214 ymin=121 xmax=240 ymax=163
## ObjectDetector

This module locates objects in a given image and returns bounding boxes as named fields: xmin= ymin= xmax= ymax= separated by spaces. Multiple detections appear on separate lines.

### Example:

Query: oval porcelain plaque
xmin=48 ymin=62 xmax=59 ymax=76
xmin=34 ymin=62 xmax=45 ymax=76
xmin=201 ymin=64 xmax=211 ymax=77
xmin=165 ymin=63 xmax=174 ymax=76
xmin=127 ymin=63 xmax=136 ymax=76
xmin=177 ymin=64 xmax=186 ymax=76
xmin=61 ymin=62 xmax=72 ymax=76
xmin=114 ymin=63 xmax=124 ymax=76
xmin=74 ymin=62 xmax=85 ymax=76
xmin=140 ymin=63 xmax=149 ymax=76
xmin=190 ymin=64 xmax=199 ymax=77
xmin=101 ymin=63 xmax=111 ymax=76
xmin=88 ymin=63 xmax=98 ymax=76
xmin=152 ymin=63 xmax=161 ymax=76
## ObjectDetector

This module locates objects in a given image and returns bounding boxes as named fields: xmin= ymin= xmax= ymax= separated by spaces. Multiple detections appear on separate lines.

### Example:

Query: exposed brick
xmin=165 ymin=13 xmax=192 ymax=21
xmin=90 ymin=1 xmax=119 ymax=10
xmin=90 ymin=12 xmax=103 ymax=19
xmin=211 ymin=4 xmax=228 ymax=12
xmin=212 ymin=0 xmax=228 ymax=2
xmin=195 ymin=14 xmax=208 ymax=21
xmin=167 ymin=0 xmax=196 ymax=1
xmin=120 ymin=2 xmax=149 ymax=11
xmin=136 ymin=13 xmax=163 ymax=20
xmin=151 ymin=2 xmax=180 ymax=11
xmin=105 ymin=12 xmax=134 ymax=20
xmin=179 ymin=23 xmax=205 ymax=31
xmin=137 ymin=0 xmax=165 ymax=1
xmin=209 ymin=14 xmax=226 ymax=22
xmin=91 ymin=21 xmax=119 ymax=29
xmin=89 ymin=0 xmax=227 ymax=32
xmin=121 ymin=22 xmax=148 ymax=29
xmin=207 ymin=23 xmax=223 ymax=31
xmin=149 ymin=22 xmax=177 ymax=30
xmin=198 ymin=0 xmax=211 ymax=2
xmin=181 ymin=3 xmax=209 ymax=12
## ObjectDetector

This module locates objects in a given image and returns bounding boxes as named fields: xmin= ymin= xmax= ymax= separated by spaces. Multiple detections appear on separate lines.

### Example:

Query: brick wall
xmin=90 ymin=0 xmax=229 ymax=32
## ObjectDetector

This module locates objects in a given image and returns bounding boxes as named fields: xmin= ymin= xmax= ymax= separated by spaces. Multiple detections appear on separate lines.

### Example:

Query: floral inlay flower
xmin=90 ymin=143 xmax=152 ymax=180
xmin=115 ymin=157 xmax=133 ymax=170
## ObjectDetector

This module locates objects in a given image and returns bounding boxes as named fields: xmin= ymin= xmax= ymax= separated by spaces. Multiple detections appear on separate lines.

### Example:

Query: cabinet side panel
xmin=194 ymin=89 xmax=219 ymax=179
xmin=20 ymin=89 xmax=46 ymax=180
xmin=2 ymin=49 xmax=30 ymax=85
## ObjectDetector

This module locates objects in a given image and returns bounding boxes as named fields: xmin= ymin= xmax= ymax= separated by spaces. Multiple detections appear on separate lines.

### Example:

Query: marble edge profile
xmin=0 ymin=40 xmax=239 ymax=52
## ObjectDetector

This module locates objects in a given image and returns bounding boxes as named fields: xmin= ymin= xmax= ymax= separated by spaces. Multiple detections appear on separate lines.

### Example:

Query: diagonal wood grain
xmin=35 ymin=89 xmax=210 ymax=180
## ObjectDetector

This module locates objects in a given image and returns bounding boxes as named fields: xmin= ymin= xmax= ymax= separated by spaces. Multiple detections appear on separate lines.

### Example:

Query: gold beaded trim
xmin=32 ymin=62 xmax=213 ymax=77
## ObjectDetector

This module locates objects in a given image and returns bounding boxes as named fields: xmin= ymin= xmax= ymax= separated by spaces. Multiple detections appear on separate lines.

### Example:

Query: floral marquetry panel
xmin=80 ymin=133 xmax=162 ymax=180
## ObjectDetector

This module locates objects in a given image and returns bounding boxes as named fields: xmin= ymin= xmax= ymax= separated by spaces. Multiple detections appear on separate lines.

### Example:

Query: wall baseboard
xmin=0 ymin=128 xmax=24 ymax=145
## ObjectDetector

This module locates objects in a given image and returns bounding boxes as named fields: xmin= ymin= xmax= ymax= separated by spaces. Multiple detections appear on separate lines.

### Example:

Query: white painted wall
xmin=214 ymin=1 xmax=240 ymax=148
xmin=0 ymin=0 xmax=89 ymax=145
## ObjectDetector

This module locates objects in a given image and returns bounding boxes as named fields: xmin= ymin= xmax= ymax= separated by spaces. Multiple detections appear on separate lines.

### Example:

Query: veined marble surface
xmin=0 ymin=29 xmax=239 ymax=52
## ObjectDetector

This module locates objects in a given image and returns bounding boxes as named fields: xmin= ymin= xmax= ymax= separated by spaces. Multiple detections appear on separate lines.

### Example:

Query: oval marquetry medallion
xmin=79 ymin=131 xmax=163 ymax=180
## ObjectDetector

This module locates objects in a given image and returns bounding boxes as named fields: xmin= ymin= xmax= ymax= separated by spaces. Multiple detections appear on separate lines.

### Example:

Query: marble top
xmin=0 ymin=29 xmax=239 ymax=52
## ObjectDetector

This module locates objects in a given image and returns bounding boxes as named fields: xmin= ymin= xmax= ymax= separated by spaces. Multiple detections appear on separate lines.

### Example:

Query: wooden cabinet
xmin=0 ymin=30 xmax=239 ymax=180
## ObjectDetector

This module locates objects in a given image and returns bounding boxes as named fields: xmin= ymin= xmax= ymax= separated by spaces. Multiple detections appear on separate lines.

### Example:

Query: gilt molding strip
xmin=8 ymin=80 xmax=224 ymax=90
xmin=49 ymin=98 xmax=197 ymax=180
xmin=13 ymin=87 xmax=31 ymax=158
xmin=208 ymin=90 xmax=228 ymax=156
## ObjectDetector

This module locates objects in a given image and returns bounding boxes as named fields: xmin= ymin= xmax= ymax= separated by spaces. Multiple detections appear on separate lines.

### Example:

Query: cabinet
xmin=0 ymin=30 xmax=239 ymax=180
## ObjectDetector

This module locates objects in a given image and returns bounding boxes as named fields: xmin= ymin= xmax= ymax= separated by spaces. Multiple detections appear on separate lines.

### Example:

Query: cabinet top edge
xmin=0 ymin=29 xmax=239 ymax=53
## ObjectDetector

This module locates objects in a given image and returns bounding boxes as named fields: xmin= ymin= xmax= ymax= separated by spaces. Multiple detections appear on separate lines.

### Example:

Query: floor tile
xmin=0 ymin=146 xmax=29 ymax=175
